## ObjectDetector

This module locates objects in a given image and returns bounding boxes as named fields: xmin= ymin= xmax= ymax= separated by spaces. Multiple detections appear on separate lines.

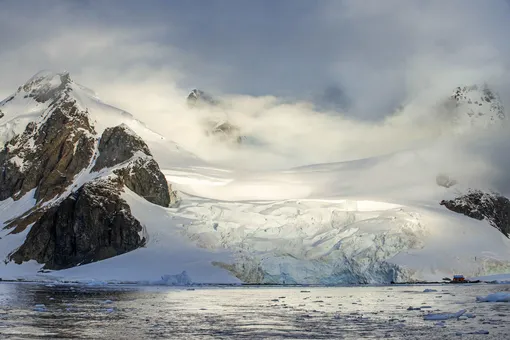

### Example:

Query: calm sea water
xmin=0 ymin=283 xmax=509 ymax=339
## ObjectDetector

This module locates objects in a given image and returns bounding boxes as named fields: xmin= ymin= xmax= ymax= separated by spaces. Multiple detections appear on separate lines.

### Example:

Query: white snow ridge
xmin=1 ymin=71 xmax=510 ymax=285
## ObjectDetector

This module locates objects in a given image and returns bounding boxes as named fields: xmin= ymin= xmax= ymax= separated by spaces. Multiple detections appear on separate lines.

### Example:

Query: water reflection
xmin=0 ymin=283 xmax=509 ymax=339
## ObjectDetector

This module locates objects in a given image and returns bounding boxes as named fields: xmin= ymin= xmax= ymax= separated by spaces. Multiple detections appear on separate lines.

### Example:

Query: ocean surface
xmin=0 ymin=283 xmax=509 ymax=339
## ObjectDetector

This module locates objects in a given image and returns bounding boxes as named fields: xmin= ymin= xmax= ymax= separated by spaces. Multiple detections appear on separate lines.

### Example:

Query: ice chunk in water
xmin=423 ymin=309 xmax=466 ymax=321
xmin=153 ymin=271 xmax=192 ymax=286
xmin=33 ymin=304 xmax=47 ymax=312
xmin=476 ymin=292 xmax=510 ymax=302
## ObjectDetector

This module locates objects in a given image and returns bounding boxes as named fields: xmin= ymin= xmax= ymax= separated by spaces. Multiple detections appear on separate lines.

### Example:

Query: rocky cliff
xmin=1 ymin=71 xmax=172 ymax=270
xmin=10 ymin=180 xmax=146 ymax=270
xmin=441 ymin=190 xmax=510 ymax=238
xmin=0 ymin=75 xmax=95 ymax=202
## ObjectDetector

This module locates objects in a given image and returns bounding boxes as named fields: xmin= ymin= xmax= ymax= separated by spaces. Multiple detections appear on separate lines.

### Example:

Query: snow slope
xmin=1 ymin=71 xmax=510 ymax=284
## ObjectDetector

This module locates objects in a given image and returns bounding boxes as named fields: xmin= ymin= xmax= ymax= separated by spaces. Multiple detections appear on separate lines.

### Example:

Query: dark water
xmin=0 ymin=283 xmax=509 ymax=339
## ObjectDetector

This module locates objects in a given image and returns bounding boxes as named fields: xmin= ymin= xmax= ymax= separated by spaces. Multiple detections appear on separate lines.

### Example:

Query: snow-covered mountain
xmin=0 ymin=71 xmax=179 ymax=271
xmin=1 ymin=71 xmax=510 ymax=284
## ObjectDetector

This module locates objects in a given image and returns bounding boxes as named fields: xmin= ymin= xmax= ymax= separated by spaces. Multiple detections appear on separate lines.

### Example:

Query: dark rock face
xmin=440 ymin=190 xmax=510 ymax=238
xmin=114 ymin=157 xmax=170 ymax=207
xmin=92 ymin=125 xmax=151 ymax=171
xmin=0 ymin=92 xmax=95 ymax=202
xmin=6 ymin=122 xmax=171 ymax=267
xmin=10 ymin=180 xmax=145 ymax=270
xmin=93 ymin=125 xmax=170 ymax=207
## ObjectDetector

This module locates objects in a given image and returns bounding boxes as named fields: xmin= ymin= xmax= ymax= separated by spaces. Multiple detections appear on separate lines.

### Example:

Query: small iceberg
xmin=33 ymin=304 xmax=47 ymax=312
xmin=85 ymin=280 xmax=109 ymax=286
xmin=152 ymin=271 xmax=192 ymax=286
xmin=476 ymin=292 xmax=510 ymax=302
xmin=423 ymin=309 xmax=466 ymax=321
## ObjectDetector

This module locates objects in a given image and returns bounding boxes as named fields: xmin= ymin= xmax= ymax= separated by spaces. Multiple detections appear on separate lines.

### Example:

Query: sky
xmin=2 ymin=0 xmax=510 ymax=191
xmin=1 ymin=0 xmax=510 ymax=119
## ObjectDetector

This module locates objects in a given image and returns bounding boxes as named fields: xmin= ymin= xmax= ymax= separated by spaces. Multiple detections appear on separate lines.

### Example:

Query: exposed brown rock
xmin=93 ymin=125 xmax=170 ymax=207
xmin=114 ymin=157 xmax=170 ymax=207
xmin=0 ymin=94 xmax=95 ymax=203
xmin=10 ymin=180 xmax=145 ymax=270
xmin=92 ymin=125 xmax=151 ymax=171
xmin=2 ymin=72 xmax=173 ymax=270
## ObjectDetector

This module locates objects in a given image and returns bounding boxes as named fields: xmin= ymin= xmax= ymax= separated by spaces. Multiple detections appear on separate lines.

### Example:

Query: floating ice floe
xmin=86 ymin=280 xmax=109 ymax=286
xmin=455 ymin=330 xmax=489 ymax=336
xmin=33 ymin=304 xmax=47 ymax=312
xmin=150 ymin=271 xmax=193 ymax=286
xmin=476 ymin=292 xmax=510 ymax=302
xmin=423 ymin=309 xmax=466 ymax=321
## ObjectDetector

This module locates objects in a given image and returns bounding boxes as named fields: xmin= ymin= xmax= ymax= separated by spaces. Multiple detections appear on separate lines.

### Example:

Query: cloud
xmin=317 ymin=0 xmax=510 ymax=118
xmin=1 ymin=0 xmax=510 ymax=194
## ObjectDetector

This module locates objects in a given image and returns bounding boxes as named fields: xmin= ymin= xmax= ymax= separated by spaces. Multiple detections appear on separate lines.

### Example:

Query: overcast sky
xmin=1 ymin=0 xmax=510 ymax=119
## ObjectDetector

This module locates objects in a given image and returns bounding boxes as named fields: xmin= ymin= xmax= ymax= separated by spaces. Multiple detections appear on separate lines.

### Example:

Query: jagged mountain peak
xmin=0 ymin=69 xmax=169 ymax=146
xmin=186 ymin=88 xmax=219 ymax=108
xmin=16 ymin=70 xmax=72 ymax=103
xmin=23 ymin=69 xmax=71 ymax=85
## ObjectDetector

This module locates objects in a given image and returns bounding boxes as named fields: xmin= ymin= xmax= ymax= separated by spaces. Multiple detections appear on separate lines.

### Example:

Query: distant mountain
xmin=186 ymin=88 xmax=243 ymax=144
